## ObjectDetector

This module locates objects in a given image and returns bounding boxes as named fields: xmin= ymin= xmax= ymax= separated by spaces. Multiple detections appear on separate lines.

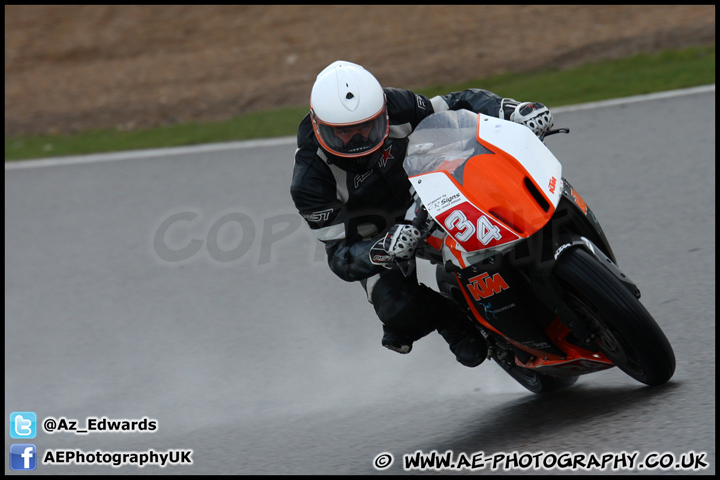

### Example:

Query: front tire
xmin=553 ymin=248 xmax=675 ymax=386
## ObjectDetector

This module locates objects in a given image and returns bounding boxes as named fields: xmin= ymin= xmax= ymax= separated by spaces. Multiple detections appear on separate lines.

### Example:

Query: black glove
xmin=369 ymin=224 xmax=422 ymax=268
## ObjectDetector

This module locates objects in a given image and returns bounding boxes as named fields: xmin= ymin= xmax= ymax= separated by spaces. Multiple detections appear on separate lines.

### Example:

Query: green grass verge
xmin=5 ymin=45 xmax=714 ymax=162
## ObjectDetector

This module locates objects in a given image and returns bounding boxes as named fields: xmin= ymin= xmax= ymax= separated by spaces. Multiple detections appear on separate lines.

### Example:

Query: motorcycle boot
xmin=436 ymin=315 xmax=488 ymax=367
xmin=432 ymin=290 xmax=488 ymax=367
xmin=381 ymin=326 xmax=413 ymax=354
xmin=365 ymin=270 xmax=442 ymax=356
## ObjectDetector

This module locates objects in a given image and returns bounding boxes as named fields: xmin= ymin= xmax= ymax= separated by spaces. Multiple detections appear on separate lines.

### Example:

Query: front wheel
xmin=553 ymin=248 xmax=676 ymax=386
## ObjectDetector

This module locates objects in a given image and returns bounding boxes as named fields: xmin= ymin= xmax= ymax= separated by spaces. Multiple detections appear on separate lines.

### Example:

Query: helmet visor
xmin=313 ymin=108 xmax=389 ymax=158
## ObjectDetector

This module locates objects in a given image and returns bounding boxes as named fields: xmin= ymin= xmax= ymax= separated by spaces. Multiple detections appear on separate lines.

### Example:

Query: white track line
xmin=5 ymin=136 xmax=297 ymax=170
xmin=6 ymin=84 xmax=715 ymax=170
xmin=551 ymin=84 xmax=715 ymax=113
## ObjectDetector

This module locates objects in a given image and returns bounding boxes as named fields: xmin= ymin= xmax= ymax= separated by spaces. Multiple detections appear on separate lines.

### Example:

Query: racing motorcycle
xmin=402 ymin=109 xmax=676 ymax=393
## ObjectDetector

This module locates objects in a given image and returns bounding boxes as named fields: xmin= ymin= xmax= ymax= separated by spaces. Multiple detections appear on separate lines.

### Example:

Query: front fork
xmin=534 ymin=235 xmax=641 ymax=347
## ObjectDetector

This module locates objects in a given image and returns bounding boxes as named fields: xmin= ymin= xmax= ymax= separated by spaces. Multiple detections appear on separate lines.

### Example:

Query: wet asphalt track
xmin=5 ymin=87 xmax=715 ymax=475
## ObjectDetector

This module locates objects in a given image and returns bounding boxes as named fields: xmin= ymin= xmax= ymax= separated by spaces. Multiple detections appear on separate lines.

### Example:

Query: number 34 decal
xmin=444 ymin=210 xmax=502 ymax=245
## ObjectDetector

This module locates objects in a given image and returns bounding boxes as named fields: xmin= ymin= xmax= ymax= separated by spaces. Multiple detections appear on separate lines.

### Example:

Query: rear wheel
xmin=553 ymin=248 xmax=675 ymax=386
xmin=491 ymin=349 xmax=579 ymax=394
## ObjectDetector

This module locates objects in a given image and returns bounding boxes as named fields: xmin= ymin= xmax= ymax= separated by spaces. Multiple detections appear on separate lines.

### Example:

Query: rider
xmin=291 ymin=60 xmax=553 ymax=367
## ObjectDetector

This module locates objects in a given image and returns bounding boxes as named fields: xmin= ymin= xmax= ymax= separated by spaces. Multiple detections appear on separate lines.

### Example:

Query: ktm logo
xmin=548 ymin=176 xmax=557 ymax=194
xmin=467 ymin=272 xmax=509 ymax=300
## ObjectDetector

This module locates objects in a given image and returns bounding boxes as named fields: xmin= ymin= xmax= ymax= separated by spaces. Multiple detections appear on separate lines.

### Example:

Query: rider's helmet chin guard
xmin=309 ymin=61 xmax=389 ymax=160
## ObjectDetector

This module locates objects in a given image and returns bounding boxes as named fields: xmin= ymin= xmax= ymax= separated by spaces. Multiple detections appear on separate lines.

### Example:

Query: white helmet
xmin=309 ymin=61 xmax=389 ymax=159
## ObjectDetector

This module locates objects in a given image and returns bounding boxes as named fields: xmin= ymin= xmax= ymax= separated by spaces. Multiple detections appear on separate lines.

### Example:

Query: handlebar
xmin=540 ymin=127 xmax=570 ymax=142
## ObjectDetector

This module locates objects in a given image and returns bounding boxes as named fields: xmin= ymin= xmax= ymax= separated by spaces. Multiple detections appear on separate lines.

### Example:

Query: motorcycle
xmin=402 ymin=109 xmax=675 ymax=393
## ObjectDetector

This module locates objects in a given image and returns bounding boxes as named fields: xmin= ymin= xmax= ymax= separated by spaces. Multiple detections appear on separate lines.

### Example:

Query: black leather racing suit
xmin=291 ymin=87 xmax=513 ymax=342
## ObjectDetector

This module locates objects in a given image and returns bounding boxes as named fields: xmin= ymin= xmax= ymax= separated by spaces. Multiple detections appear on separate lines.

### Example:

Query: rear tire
xmin=494 ymin=354 xmax=579 ymax=394
xmin=553 ymin=248 xmax=675 ymax=386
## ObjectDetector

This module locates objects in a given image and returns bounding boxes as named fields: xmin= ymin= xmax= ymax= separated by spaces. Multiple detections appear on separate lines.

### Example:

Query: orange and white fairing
xmin=405 ymin=111 xmax=563 ymax=269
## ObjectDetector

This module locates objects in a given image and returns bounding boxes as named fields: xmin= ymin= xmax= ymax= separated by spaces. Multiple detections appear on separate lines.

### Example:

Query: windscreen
xmin=404 ymin=110 xmax=491 ymax=177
